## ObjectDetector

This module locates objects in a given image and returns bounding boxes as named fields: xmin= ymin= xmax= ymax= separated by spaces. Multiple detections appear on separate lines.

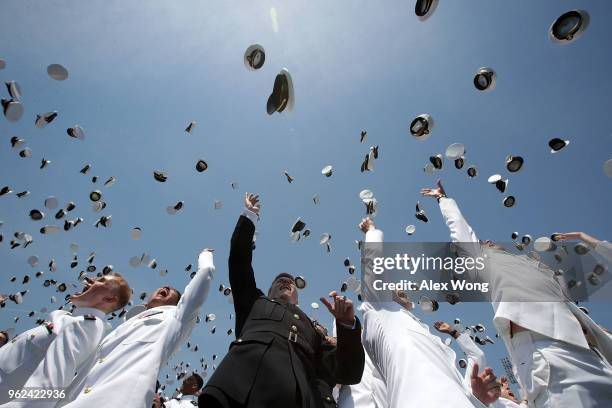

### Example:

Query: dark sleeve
xmin=229 ymin=215 xmax=259 ymax=334
xmin=317 ymin=318 xmax=365 ymax=385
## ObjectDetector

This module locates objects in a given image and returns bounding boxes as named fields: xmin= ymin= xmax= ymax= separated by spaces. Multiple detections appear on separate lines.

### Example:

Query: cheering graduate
xmin=358 ymin=218 xmax=501 ymax=408
xmin=199 ymin=193 xmax=365 ymax=408
xmin=422 ymin=179 xmax=612 ymax=407
xmin=59 ymin=249 xmax=215 ymax=408
xmin=161 ymin=373 xmax=203 ymax=407
xmin=0 ymin=274 xmax=130 ymax=406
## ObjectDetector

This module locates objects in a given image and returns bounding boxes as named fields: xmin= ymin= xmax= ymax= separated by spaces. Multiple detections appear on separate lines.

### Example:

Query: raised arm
xmin=358 ymin=217 xmax=388 ymax=304
xmin=229 ymin=193 xmax=261 ymax=332
xmin=433 ymin=321 xmax=486 ymax=390
xmin=555 ymin=232 xmax=612 ymax=265
xmin=421 ymin=179 xmax=479 ymax=243
xmin=456 ymin=332 xmax=487 ymax=389
xmin=175 ymin=249 xmax=215 ymax=326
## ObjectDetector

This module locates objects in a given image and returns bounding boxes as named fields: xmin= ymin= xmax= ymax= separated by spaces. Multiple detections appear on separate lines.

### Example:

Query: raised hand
xmin=244 ymin=192 xmax=260 ymax=215
xmin=433 ymin=321 xmax=453 ymax=334
xmin=320 ymin=291 xmax=356 ymax=327
xmin=470 ymin=364 xmax=501 ymax=405
xmin=553 ymin=231 xmax=599 ymax=248
xmin=392 ymin=289 xmax=413 ymax=311
xmin=553 ymin=232 xmax=583 ymax=241
xmin=358 ymin=217 xmax=375 ymax=234
xmin=420 ymin=178 xmax=447 ymax=200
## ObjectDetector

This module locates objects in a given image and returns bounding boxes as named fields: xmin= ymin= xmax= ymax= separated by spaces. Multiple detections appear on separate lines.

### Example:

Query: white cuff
xmin=197 ymin=250 xmax=215 ymax=269
xmin=365 ymin=228 xmax=384 ymax=243
xmin=242 ymin=209 xmax=259 ymax=225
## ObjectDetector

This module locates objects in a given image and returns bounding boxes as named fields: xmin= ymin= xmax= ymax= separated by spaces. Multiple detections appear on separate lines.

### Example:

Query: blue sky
xmin=1 ymin=0 xmax=611 ymax=398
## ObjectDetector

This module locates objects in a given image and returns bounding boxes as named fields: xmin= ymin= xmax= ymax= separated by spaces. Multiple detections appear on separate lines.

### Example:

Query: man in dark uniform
xmin=199 ymin=193 xmax=365 ymax=408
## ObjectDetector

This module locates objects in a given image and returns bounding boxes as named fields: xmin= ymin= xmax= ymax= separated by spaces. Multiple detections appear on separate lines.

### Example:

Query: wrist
xmin=337 ymin=317 xmax=356 ymax=329
xmin=436 ymin=194 xmax=447 ymax=202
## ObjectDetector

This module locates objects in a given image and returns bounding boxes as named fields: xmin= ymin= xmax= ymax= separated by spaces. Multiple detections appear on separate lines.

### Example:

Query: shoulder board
xmin=84 ymin=314 xmax=97 ymax=321
xmin=139 ymin=310 xmax=164 ymax=319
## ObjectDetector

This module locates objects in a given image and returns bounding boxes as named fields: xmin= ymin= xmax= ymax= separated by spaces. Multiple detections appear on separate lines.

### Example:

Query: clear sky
xmin=1 ymin=0 xmax=611 ymax=398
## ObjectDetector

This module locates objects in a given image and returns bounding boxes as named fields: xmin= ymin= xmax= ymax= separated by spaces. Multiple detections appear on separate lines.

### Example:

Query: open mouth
xmin=73 ymin=283 xmax=91 ymax=297
xmin=158 ymin=288 xmax=169 ymax=298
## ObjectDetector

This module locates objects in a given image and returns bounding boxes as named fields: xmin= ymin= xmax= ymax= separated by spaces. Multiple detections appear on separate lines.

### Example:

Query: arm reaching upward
xmin=555 ymin=232 xmax=612 ymax=264
xmin=434 ymin=321 xmax=486 ymax=390
xmin=358 ymin=218 xmax=387 ymax=304
xmin=421 ymin=179 xmax=479 ymax=243
xmin=175 ymin=249 xmax=215 ymax=326
xmin=229 ymin=193 xmax=261 ymax=334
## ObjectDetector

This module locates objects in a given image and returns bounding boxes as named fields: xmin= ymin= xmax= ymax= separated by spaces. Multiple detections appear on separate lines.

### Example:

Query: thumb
xmin=437 ymin=178 xmax=443 ymax=190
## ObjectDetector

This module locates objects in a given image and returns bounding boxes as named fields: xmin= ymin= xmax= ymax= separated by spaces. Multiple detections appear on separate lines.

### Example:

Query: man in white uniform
xmin=162 ymin=373 xmax=202 ymax=407
xmin=0 ymin=273 xmax=131 ymax=406
xmin=421 ymin=179 xmax=612 ymax=407
xmin=60 ymin=249 xmax=214 ymax=408
xmin=358 ymin=218 xmax=501 ymax=408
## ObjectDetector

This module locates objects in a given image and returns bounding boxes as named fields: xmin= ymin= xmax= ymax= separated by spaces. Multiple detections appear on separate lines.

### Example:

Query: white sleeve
xmin=241 ymin=209 xmax=258 ymax=225
xmin=360 ymin=228 xmax=385 ymax=304
xmin=9 ymin=318 xmax=104 ymax=408
xmin=365 ymin=228 xmax=384 ymax=243
xmin=175 ymin=250 xmax=215 ymax=326
xmin=594 ymin=241 xmax=612 ymax=265
xmin=438 ymin=197 xmax=479 ymax=243
xmin=456 ymin=332 xmax=487 ymax=390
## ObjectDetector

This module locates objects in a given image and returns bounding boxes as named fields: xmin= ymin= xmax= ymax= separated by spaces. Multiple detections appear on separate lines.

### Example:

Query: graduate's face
xmin=0 ymin=332 xmax=7 ymax=348
xmin=269 ymin=277 xmax=298 ymax=304
xmin=70 ymin=276 xmax=119 ymax=310
xmin=146 ymin=286 xmax=180 ymax=309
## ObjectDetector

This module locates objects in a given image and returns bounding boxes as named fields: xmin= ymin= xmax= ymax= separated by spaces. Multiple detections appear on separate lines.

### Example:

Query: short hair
xmin=190 ymin=373 xmax=204 ymax=390
xmin=171 ymin=288 xmax=182 ymax=303
xmin=109 ymin=272 xmax=131 ymax=311
xmin=267 ymin=273 xmax=295 ymax=296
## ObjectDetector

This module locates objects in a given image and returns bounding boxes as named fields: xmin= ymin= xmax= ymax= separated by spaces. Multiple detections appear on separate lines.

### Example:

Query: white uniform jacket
xmin=360 ymin=227 xmax=487 ymax=408
xmin=60 ymin=251 xmax=214 ymax=408
xmin=0 ymin=308 xmax=108 ymax=406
